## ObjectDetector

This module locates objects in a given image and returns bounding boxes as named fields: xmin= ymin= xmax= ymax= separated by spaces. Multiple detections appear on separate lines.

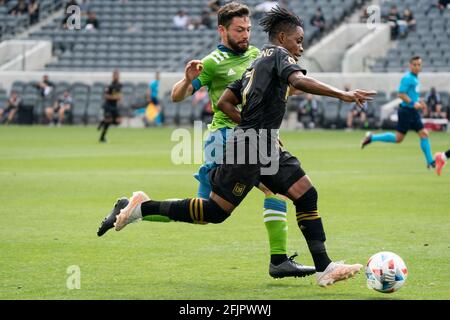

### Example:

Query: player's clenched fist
xmin=184 ymin=60 xmax=203 ymax=82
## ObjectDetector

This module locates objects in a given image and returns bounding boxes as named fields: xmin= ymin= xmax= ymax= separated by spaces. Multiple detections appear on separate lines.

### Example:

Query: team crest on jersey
xmin=288 ymin=57 xmax=297 ymax=64
xmin=232 ymin=183 xmax=246 ymax=197
xmin=227 ymin=68 xmax=236 ymax=76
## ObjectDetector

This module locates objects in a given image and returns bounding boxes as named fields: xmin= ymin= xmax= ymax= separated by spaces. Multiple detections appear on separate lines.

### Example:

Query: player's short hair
xmin=217 ymin=2 xmax=250 ymax=28
xmin=259 ymin=6 xmax=304 ymax=41
xmin=410 ymin=56 xmax=421 ymax=63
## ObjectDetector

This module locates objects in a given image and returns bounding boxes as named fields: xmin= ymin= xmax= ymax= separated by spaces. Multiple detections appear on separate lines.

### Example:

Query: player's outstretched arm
xmin=171 ymin=60 xmax=203 ymax=102
xmin=217 ymin=89 xmax=242 ymax=124
xmin=288 ymin=71 xmax=376 ymax=107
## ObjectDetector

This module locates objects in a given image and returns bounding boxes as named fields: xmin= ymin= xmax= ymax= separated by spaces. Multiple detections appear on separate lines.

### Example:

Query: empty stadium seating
xmin=23 ymin=0 xmax=366 ymax=72
xmin=371 ymin=0 xmax=450 ymax=73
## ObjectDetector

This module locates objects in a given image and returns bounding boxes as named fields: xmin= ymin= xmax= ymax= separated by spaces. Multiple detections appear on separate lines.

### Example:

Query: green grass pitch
xmin=0 ymin=126 xmax=449 ymax=300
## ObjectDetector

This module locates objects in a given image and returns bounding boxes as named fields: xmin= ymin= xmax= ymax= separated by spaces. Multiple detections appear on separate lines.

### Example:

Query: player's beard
xmin=227 ymin=33 xmax=249 ymax=54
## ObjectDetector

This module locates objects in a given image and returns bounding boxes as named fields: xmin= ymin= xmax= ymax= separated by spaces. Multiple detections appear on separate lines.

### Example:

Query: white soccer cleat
xmin=114 ymin=191 xmax=150 ymax=231
xmin=316 ymin=261 xmax=363 ymax=287
xmin=361 ymin=131 xmax=372 ymax=149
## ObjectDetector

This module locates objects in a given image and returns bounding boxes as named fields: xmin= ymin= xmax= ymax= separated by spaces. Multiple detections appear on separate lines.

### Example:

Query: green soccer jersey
xmin=192 ymin=45 xmax=260 ymax=131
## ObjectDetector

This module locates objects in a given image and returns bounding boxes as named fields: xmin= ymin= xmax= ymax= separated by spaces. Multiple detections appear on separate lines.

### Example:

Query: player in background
xmin=361 ymin=56 xmax=436 ymax=169
xmin=434 ymin=149 xmax=449 ymax=176
xmin=109 ymin=6 xmax=376 ymax=287
xmin=98 ymin=2 xmax=315 ymax=279
xmin=98 ymin=70 xmax=123 ymax=143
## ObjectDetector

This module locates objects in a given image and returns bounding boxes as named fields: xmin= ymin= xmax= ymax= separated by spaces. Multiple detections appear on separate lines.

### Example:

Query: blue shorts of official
xmin=194 ymin=127 xmax=231 ymax=197
xmin=397 ymin=106 xmax=424 ymax=134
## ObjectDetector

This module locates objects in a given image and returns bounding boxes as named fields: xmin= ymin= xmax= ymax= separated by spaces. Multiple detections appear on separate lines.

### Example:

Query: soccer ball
xmin=365 ymin=251 xmax=408 ymax=293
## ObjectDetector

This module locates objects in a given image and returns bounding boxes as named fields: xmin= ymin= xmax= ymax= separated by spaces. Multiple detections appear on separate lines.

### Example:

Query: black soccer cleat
xmin=97 ymin=197 xmax=129 ymax=237
xmin=427 ymin=161 xmax=436 ymax=170
xmin=269 ymin=253 xmax=316 ymax=279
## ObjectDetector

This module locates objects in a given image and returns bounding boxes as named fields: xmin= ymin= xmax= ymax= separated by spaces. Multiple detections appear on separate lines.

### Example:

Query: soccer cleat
xmin=434 ymin=152 xmax=446 ymax=176
xmin=361 ymin=131 xmax=372 ymax=149
xmin=316 ymin=261 xmax=363 ymax=287
xmin=97 ymin=198 xmax=129 ymax=237
xmin=269 ymin=253 xmax=316 ymax=278
xmin=114 ymin=191 xmax=150 ymax=231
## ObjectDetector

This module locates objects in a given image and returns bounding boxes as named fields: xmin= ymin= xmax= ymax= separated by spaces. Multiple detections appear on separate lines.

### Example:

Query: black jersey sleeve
xmin=227 ymin=78 xmax=243 ymax=104
xmin=275 ymin=49 xmax=307 ymax=83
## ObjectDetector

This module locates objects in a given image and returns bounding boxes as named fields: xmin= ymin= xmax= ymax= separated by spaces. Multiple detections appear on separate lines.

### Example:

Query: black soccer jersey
xmin=105 ymin=81 xmax=122 ymax=107
xmin=227 ymin=44 xmax=306 ymax=131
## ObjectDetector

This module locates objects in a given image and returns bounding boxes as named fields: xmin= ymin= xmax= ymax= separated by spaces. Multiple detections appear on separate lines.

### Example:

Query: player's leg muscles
xmin=140 ymin=193 xmax=234 ymax=224
xmin=418 ymin=128 xmax=434 ymax=165
xmin=195 ymin=129 xmax=227 ymax=199
xmin=287 ymin=176 xmax=332 ymax=272
xmin=258 ymin=183 xmax=289 ymax=260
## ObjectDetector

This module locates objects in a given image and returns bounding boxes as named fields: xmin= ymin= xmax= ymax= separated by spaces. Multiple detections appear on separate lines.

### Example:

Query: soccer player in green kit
xmin=97 ymin=2 xmax=315 ymax=279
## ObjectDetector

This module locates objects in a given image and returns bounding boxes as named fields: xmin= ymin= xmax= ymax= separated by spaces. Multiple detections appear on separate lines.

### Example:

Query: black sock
xmin=294 ymin=187 xmax=332 ymax=272
xmin=100 ymin=123 xmax=110 ymax=140
xmin=140 ymin=198 xmax=230 ymax=224
xmin=97 ymin=120 xmax=104 ymax=130
xmin=306 ymin=240 xmax=332 ymax=272
xmin=445 ymin=150 xmax=450 ymax=159
xmin=270 ymin=254 xmax=288 ymax=265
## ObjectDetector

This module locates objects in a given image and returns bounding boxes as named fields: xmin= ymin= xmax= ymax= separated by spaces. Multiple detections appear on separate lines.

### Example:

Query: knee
xmin=294 ymin=187 xmax=326 ymax=241
xmin=396 ymin=134 xmax=405 ymax=143
xmin=294 ymin=186 xmax=318 ymax=212
xmin=419 ymin=130 xmax=429 ymax=139
xmin=204 ymin=198 xmax=231 ymax=224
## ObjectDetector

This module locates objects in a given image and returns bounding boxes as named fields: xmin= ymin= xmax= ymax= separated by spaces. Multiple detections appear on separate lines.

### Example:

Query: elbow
xmin=217 ymin=97 xmax=228 ymax=112
xmin=290 ymin=77 xmax=307 ymax=92
xmin=217 ymin=101 xmax=225 ymax=113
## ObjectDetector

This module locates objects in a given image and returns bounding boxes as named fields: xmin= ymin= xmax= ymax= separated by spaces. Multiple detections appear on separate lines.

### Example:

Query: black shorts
xmin=210 ymin=150 xmax=305 ymax=206
xmin=103 ymin=104 xmax=120 ymax=120
xmin=397 ymin=106 xmax=424 ymax=134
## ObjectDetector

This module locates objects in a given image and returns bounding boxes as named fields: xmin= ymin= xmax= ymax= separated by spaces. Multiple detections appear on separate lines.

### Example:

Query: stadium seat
xmin=161 ymin=101 xmax=178 ymax=125
xmin=24 ymin=0 xmax=364 ymax=71
xmin=321 ymin=99 xmax=340 ymax=128
xmin=178 ymin=101 xmax=193 ymax=125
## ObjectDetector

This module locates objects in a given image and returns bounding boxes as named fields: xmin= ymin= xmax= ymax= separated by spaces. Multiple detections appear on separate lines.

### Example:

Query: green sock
xmin=263 ymin=196 xmax=288 ymax=255
xmin=141 ymin=199 xmax=179 ymax=223
xmin=142 ymin=215 xmax=171 ymax=222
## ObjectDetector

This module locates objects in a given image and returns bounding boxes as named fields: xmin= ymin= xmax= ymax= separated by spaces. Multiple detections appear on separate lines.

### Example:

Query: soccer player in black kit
xmin=102 ymin=7 xmax=376 ymax=287
xmin=98 ymin=70 xmax=123 ymax=143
